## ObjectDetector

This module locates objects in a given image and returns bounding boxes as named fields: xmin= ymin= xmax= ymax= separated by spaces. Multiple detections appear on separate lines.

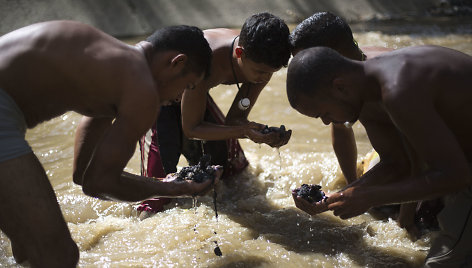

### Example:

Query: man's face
xmin=295 ymin=91 xmax=360 ymax=125
xmin=160 ymin=70 xmax=204 ymax=104
xmin=239 ymin=56 xmax=280 ymax=84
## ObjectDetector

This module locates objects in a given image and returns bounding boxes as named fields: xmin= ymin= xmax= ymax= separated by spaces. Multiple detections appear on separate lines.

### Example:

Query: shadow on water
xmin=187 ymin=167 xmax=422 ymax=268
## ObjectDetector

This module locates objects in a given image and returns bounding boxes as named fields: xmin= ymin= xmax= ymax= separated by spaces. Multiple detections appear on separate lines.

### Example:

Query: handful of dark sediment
xmin=176 ymin=154 xmax=215 ymax=183
xmin=261 ymin=124 xmax=291 ymax=139
xmin=294 ymin=184 xmax=327 ymax=203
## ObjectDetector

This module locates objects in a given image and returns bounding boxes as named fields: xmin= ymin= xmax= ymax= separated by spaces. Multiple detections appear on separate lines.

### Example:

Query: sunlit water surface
xmin=1 ymin=24 xmax=471 ymax=267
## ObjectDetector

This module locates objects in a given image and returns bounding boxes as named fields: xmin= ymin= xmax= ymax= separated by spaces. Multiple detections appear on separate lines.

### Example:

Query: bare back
xmin=368 ymin=46 xmax=472 ymax=158
xmin=0 ymin=20 xmax=158 ymax=128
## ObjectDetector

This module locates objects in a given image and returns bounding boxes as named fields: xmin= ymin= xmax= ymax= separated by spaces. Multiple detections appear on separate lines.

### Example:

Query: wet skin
xmin=181 ymin=28 xmax=291 ymax=148
xmin=291 ymin=45 xmax=472 ymax=219
xmin=292 ymin=45 xmax=422 ymax=236
xmin=0 ymin=21 xmax=220 ymax=267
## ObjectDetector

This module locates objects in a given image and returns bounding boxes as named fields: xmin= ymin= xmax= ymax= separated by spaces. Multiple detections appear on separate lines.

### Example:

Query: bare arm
xmin=328 ymin=89 xmax=472 ymax=219
xmin=373 ymin=93 xmax=472 ymax=201
xmin=225 ymin=81 xmax=264 ymax=125
xmin=331 ymin=124 xmax=358 ymax=184
xmin=181 ymin=80 xmax=287 ymax=146
xmin=74 ymin=87 xmax=219 ymax=201
xmin=295 ymin=119 xmax=411 ymax=217
xmin=227 ymin=81 xmax=291 ymax=147
xmin=73 ymin=116 xmax=112 ymax=185
xmin=345 ymin=118 xmax=411 ymax=189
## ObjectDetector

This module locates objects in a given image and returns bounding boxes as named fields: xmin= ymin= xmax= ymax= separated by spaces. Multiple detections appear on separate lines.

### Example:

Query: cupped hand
xmin=246 ymin=121 xmax=266 ymax=130
xmin=326 ymin=187 xmax=372 ymax=219
xmin=267 ymin=128 xmax=291 ymax=148
xmin=292 ymin=190 xmax=329 ymax=215
xmin=163 ymin=165 xmax=223 ymax=197
xmin=244 ymin=122 xmax=267 ymax=144
xmin=245 ymin=122 xmax=292 ymax=147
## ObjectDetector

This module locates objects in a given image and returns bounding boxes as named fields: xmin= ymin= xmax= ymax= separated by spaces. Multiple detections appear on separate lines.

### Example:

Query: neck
xmin=229 ymin=35 xmax=243 ymax=87
xmin=136 ymin=41 xmax=153 ymax=65
xmin=356 ymin=61 xmax=382 ymax=102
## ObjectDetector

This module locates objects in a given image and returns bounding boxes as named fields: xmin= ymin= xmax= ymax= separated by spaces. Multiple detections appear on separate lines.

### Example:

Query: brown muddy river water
xmin=1 ymin=22 xmax=471 ymax=267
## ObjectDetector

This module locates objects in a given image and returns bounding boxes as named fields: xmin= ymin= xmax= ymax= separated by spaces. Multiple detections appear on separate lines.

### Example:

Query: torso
xmin=0 ymin=20 xmax=156 ymax=128
xmin=202 ymin=28 xmax=245 ymax=91
xmin=369 ymin=46 xmax=472 ymax=159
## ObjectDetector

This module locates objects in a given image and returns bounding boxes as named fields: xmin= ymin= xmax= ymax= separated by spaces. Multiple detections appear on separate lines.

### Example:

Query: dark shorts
xmin=139 ymin=94 xmax=248 ymax=179
xmin=0 ymin=87 xmax=31 ymax=162
xmin=137 ymin=95 xmax=249 ymax=213
xmin=425 ymin=186 xmax=472 ymax=267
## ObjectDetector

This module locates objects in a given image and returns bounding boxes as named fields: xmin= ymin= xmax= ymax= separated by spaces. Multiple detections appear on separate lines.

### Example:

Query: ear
xmin=235 ymin=46 xmax=244 ymax=58
xmin=170 ymin=53 xmax=188 ymax=72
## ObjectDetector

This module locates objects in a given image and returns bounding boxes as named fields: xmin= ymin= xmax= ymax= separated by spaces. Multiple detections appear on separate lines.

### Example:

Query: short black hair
xmin=239 ymin=12 xmax=291 ymax=69
xmin=286 ymin=47 xmax=351 ymax=107
xmin=146 ymin=25 xmax=212 ymax=78
xmin=290 ymin=12 xmax=356 ymax=53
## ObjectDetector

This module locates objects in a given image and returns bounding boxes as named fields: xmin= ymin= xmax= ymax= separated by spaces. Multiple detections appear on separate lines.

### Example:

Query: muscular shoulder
xmin=117 ymin=71 xmax=159 ymax=134
xmin=204 ymin=28 xmax=239 ymax=42
xmin=361 ymin=46 xmax=392 ymax=59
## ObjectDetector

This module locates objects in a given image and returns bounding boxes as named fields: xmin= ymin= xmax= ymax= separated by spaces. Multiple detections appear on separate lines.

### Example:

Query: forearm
xmin=348 ymin=159 xmax=407 ymax=189
xmin=84 ymin=171 xmax=185 ymax=202
xmin=332 ymin=125 xmax=358 ymax=183
xmin=184 ymin=121 xmax=247 ymax=141
xmin=73 ymin=116 xmax=112 ymax=185
xmin=364 ymin=170 xmax=466 ymax=207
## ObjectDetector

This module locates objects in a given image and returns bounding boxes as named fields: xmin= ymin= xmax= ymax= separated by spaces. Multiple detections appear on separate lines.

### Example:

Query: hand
xmin=245 ymin=122 xmax=292 ymax=147
xmin=397 ymin=202 xmax=420 ymax=241
xmin=292 ymin=190 xmax=329 ymax=215
xmin=163 ymin=165 xmax=223 ymax=197
xmin=244 ymin=121 xmax=267 ymax=144
xmin=327 ymin=187 xmax=373 ymax=219
xmin=265 ymin=128 xmax=291 ymax=148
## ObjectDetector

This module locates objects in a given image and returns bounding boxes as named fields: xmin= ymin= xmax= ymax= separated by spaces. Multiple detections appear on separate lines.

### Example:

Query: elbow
xmin=81 ymin=178 xmax=99 ymax=198
xmin=81 ymin=173 xmax=107 ymax=198
xmin=182 ymin=125 xmax=198 ymax=140
xmin=72 ymin=171 xmax=83 ymax=186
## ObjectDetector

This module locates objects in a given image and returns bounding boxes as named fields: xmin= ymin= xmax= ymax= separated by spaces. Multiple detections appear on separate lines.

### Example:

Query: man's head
xmin=286 ymin=47 xmax=362 ymax=125
xmin=236 ymin=12 xmax=291 ymax=83
xmin=290 ymin=12 xmax=362 ymax=60
xmin=146 ymin=25 xmax=212 ymax=102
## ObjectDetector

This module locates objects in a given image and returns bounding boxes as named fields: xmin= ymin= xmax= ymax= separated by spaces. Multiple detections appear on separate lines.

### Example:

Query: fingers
xmin=264 ymin=131 xmax=291 ymax=148
xmin=195 ymin=166 xmax=222 ymax=194
xmin=326 ymin=192 xmax=360 ymax=219
xmin=248 ymin=121 xmax=266 ymax=130
xmin=292 ymin=191 xmax=329 ymax=215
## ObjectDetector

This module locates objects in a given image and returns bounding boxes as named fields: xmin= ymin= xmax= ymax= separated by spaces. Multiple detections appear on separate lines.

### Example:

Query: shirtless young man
xmin=290 ymin=12 xmax=391 ymax=184
xmin=287 ymin=46 xmax=472 ymax=267
xmin=138 ymin=12 xmax=292 ymax=215
xmin=0 ymin=21 xmax=219 ymax=267
xmin=288 ymin=12 xmax=436 ymax=237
